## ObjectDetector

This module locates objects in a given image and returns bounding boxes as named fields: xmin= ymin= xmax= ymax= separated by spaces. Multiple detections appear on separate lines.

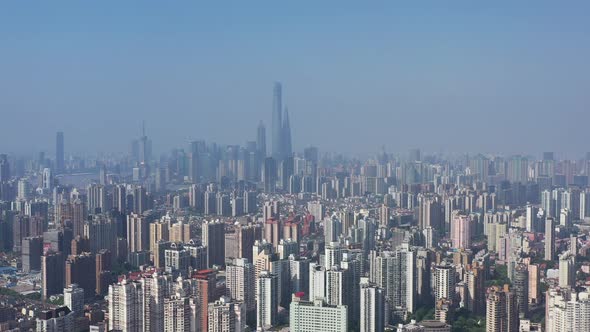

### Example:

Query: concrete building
xmin=207 ymin=296 xmax=245 ymax=332
xmin=256 ymin=270 xmax=278 ymax=330
xmin=290 ymin=294 xmax=348 ymax=332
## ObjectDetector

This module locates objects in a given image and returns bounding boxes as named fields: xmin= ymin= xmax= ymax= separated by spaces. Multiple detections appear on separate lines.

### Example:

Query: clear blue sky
xmin=1 ymin=1 xmax=589 ymax=157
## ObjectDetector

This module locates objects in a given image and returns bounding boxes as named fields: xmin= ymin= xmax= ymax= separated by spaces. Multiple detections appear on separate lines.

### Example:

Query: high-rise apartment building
xmin=360 ymin=281 xmax=385 ymax=332
xmin=207 ymin=296 xmax=246 ymax=332
xmin=127 ymin=213 xmax=149 ymax=253
xmin=202 ymin=220 xmax=225 ymax=267
xmin=486 ymin=285 xmax=518 ymax=332
xmin=108 ymin=279 xmax=144 ymax=332
xmin=256 ymin=270 xmax=278 ymax=330
xmin=226 ymin=258 xmax=256 ymax=316
xmin=545 ymin=217 xmax=555 ymax=260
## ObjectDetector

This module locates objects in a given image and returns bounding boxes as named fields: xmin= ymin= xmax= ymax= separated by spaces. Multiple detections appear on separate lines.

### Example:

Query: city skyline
xmin=2 ymin=3 xmax=590 ymax=332
xmin=2 ymin=2 xmax=590 ymax=155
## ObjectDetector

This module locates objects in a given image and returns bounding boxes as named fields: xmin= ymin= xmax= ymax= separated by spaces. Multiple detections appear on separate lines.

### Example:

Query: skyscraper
xmin=486 ymin=285 xmax=518 ymax=332
xmin=42 ymin=251 xmax=65 ymax=300
xmin=360 ymin=281 xmax=385 ymax=332
xmin=56 ymin=132 xmax=64 ymax=174
xmin=545 ymin=217 xmax=555 ymax=260
xmin=257 ymin=121 xmax=267 ymax=161
xmin=282 ymin=107 xmax=292 ymax=158
xmin=0 ymin=154 xmax=10 ymax=182
xmin=207 ymin=296 xmax=246 ymax=332
xmin=256 ymin=270 xmax=278 ymax=330
xmin=272 ymin=82 xmax=283 ymax=161
xmin=108 ymin=279 xmax=144 ymax=332
xmin=202 ymin=220 xmax=225 ymax=267
xmin=451 ymin=214 xmax=471 ymax=250
xmin=226 ymin=258 xmax=256 ymax=317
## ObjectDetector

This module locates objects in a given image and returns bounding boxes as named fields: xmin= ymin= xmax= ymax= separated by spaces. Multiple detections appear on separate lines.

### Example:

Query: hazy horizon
xmin=1 ymin=2 xmax=589 ymax=157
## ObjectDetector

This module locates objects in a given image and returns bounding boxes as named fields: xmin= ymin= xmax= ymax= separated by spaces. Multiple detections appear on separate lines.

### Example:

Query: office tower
xmin=486 ymin=285 xmax=518 ymax=332
xmin=202 ymin=220 xmax=225 ymax=267
xmin=545 ymin=288 xmax=590 ymax=332
xmin=282 ymin=107 xmax=292 ymax=159
xmin=56 ymin=132 xmax=64 ymax=173
xmin=559 ymin=252 xmax=575 ymax=288
xmin=451 ymin=214 xmax=471 ymax=249
xmin=64 ymin=284 xmax=84 ymax=315
xmin=433 ymin=262 xmax=455 ymax=302
xmin=163 ymin=296 xmax=193 ymax=332
xmin=256 ymin=270 xmax=278 ymax=330
xmin=112 ymin=185 xmax=127 ymax=214
xmin=257 ymin=121 xmax=267 ymax=161
xmin=513 ymin=263 xmax=528 ymax=317
xmin=545 ymin=217 xmax=555 ymax=260
xmin=226 ymin=258 xmax=256 ymax=317
xmin=42 ymin=251 xmax=65 ymax=299
xmin=95 ymin=249 xmax=112 ymax=296
xmin=271 ymin=82 xmax=284 ymax=161
xmin=263 ymin=157 xmax=277 ymax=193
xmin=21 ymin=236 xmax=43 ymax=272
xmin=65 ymin=253 xmax=96 ymax=299
xmin=0 ymin=154 xmax=9 ymax=182
xmin=127 ymin=213 xmax=149 ymax=253
xmin=108 ymin=279 xmax=144 ymax=332
xmin=290 ymin=294 xmax=348 ymax=332
xmin=195 ymin=269 xmax=217 ymax=332
xmin=207 ymin=296 xmax=246 ymax=332
xmin=360 ymin=282 xmax=385 ymax=332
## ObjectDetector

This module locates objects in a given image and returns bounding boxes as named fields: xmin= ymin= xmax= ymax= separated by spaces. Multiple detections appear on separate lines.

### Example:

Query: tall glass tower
xmin=272 ymin=82 xmax=283 ymax=160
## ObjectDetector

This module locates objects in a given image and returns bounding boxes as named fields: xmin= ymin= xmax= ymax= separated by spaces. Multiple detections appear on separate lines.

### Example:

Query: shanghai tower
xmin=272 ymin=82 xmax=283 ymax=160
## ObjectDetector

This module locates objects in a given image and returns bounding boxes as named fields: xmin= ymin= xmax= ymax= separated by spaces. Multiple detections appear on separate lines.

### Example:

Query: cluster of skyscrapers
xmin=2 ymin=84 xmax=590 ymax=332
